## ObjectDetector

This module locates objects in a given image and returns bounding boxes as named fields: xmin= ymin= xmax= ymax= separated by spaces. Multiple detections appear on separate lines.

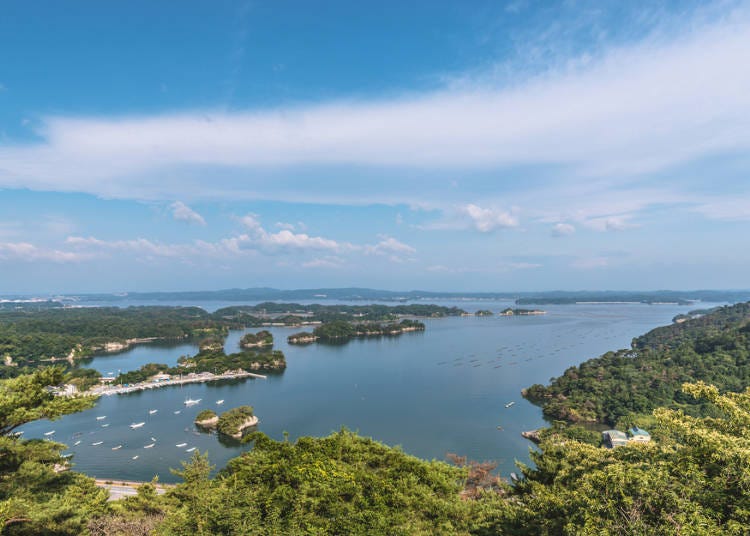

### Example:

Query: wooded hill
xmin=524 ymin=301 xmax=750 ymax=425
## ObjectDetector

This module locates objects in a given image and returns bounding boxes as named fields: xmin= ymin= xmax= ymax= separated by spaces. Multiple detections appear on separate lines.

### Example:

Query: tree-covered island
xmin=239 ymin=330 xmax=273 ymax=348
xmin=288 ymin=319 xmax=425 ymax=345
xmin=499 ymin=308 xmax=546 ymax=316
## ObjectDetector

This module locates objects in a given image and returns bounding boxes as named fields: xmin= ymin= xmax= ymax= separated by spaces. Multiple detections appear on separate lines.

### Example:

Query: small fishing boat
xmin=132 ymin=455 xmax=139 ymax=460
xmin=216 ymin=400 xmax=224 ymax=405
xmin=130 ymin=422 xmax=145 ymax=429
xmin=175 ymin=442 xmax=187 ymax=448
xmin=101 ymin=423 xmax=110 ymax=427
xmin=505 ymin=401 xmax=515 ymax=408
xmin=96 ymin=416 xmax=107 ymax=420
xmin=73 ymin=440 xmax=82 ymax=446
xmin=184 ymin=397 xmax=201 ymax=406
xmin=143 ymin=443 xmax=155 ymax=449
xmin=150 ymin=437 xmax=157 ymax=442
xmin=149 ymin=409 xmax=158 ymax=415
xmin=185 ymin=447 xmax=196 ymax=452
xmin=92 ymin=441 xmax=103 ymax=446
xmin=44 ymin=430 xmax=55 ymax=436
xmin=111 ymin=445 xmax=122 ymax=450
xmin=173 ymin=410 xmax=181 ymax=414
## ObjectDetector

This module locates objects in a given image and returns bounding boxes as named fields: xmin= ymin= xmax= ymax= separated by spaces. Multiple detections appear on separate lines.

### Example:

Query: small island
xmin=499 ymin=308 xmax=546 ymax=316
xmin=287 ymin=319 xmax=425 ymax=345
xmin=194 ymin=409 xmax=218 ymax=428
xmin=195 ymin=406 xmax=259 ymax=438
xmin=217 ymin=406 xmax=259 ymax=438
xmin=240 ymin=330 xmax=273 ymax=348
xmin=475 ymin=310 xmax=494 ymax=316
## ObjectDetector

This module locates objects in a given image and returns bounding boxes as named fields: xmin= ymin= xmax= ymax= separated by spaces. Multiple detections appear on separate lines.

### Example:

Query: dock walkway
xmin=91 ymin=371 xmax=267 ymax=397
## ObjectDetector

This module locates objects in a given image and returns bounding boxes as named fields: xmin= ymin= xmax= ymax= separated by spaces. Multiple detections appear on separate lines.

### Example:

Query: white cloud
xmin=551 ymin=223 xmax=575 ymax=236
xmin=461 ymin=204 xmax=519 ymax=232
xmin=274 ymin=221 xmax=295 ymax=230
xmin=170 ymin=201 xmax=206 ymax=225
xmin=0 ymin=241 xmax=84 ymax=263
xmin=239 ymin=214 xmax=347 ymax=253
xmin=364 ymin=236 xmax=416 ymax=263
xmin=66 ymin=236 xmax=191 ymax=258
xmin=302 ymin=256 xmax=344 ymax=269
xmin=583 ymin=216 xmax=638 ymax=232
xmin=1 ymin=11 xmax=750 ymax=204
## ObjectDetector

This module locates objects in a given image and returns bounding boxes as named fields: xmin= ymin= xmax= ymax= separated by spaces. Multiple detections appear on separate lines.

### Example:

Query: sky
xmin=1 ymin=0 xmax=749 ymax=293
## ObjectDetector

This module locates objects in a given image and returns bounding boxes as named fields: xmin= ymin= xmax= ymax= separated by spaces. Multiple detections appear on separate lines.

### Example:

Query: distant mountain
xmin=13 ymin=287 xmax=750 ymax=305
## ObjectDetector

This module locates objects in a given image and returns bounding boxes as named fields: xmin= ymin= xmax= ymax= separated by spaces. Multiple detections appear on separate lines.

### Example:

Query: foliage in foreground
xmin=496 ymin=382 xmax=750 ymax=535
xmin=158 ymin=430 xmax=478 ymax=535
xmin=0 ymin=367 xmax=108 ymax=535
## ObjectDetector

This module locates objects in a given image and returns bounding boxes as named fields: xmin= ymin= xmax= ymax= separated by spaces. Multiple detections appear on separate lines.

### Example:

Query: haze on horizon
xmin=1 ymin=0 xmax=749 ymax=294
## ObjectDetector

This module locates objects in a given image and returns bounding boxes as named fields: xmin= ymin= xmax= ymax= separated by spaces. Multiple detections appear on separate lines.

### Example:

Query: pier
xmin=90 ymin=370 xmax=267 ymax=397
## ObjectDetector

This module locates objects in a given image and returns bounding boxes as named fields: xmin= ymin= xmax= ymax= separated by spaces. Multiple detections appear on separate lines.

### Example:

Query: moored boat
xmin=130 ymin=422 xmax=145 ymax=429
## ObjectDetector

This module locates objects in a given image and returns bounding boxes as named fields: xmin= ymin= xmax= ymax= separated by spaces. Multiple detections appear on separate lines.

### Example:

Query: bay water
xmin=18 ymin=301 xmax=708 ymax=482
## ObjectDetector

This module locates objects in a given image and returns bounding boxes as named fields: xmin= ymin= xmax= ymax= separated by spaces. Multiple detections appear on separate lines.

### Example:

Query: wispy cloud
xmin=551 ymin=222 xmax=575 ymax=236
xmin=302 ymin=256 xmax=345 ymax=269
xmin=1 ymin=9 xmax=749 ymax=207
xmin=170 ymin=201 xmax=206 ymax=225
xmin=0 ymin=241 xmax=85 ymax=263
xmin=364 ymin=235 xmax=417 ymax=263
xmin=420 ymin=203 xmax=519 ymax=232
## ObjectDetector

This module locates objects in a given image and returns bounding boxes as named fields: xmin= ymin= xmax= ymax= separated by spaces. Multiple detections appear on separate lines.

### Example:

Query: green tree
xmin=0 ymin=367 xmax=109 ymax=534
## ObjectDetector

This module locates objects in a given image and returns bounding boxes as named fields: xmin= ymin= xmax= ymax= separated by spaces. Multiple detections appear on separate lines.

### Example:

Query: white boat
xmin=96 ymin=416 xmax=107 ymax=420
xmin=151 ymin=437 xmax=157 ymax=442
xmin=130 ymin=422 xmax=145 ymax=429
xmin=44 ymin=430 xmax=55 ymax=436
xmin=175 ymin=442 xmax=187 ymax=448
xmin=101 ymin=423 xmax=110 ymax=427
xmin=173 ymin=410 xmax=181 ymax=414
xmin=505 ymin=401 xmax=515 ymax=408
xmin=111 ymin=445 xmax=122 ymax=450
xmin=184 ymin=398 xmax=201 ymax=406
xmin=216 ymin=400 xmax=224 ymax=405
xmin=73 ymin=440 xmax=81 ymax=446
xmin=149 ymin=409 xmax=158 ymax=415
xmin=186 ymin=447 xmax=196 ymax=452
xmin=132 ymin=455 xmax=139 ymax=460
xmin=143 ymin=443 xmax=155 ymax=449
xmin=92 ymin=441 xmax=103 ymax=446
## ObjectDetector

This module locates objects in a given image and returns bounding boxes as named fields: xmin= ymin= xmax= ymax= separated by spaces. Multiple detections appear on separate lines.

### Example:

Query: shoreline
xmin=89 ymin=370 xmax=267 ymax=396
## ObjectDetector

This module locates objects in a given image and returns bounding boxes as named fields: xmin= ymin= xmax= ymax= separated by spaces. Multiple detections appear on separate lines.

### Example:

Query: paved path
xmin=94 ymin=479 xmax=172 ymax=501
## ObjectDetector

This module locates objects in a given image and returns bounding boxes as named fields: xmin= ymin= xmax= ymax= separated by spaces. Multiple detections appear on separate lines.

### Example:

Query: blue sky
xmin=1 ymin=0 xmax=749 ymax=293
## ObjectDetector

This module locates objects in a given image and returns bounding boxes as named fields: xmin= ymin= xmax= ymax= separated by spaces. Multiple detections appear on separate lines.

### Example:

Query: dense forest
xmin=0 ymin=307 xmax=228 ymax=376
xmin=524 ymin=302 xmax=750 ymax=424
xmin=239 ymin=330 xmax=273 ymax=348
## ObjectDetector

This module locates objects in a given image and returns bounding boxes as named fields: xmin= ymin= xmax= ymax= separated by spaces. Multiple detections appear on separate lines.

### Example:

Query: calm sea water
xmin=19 ymin=300 xmax=712 ymax=482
